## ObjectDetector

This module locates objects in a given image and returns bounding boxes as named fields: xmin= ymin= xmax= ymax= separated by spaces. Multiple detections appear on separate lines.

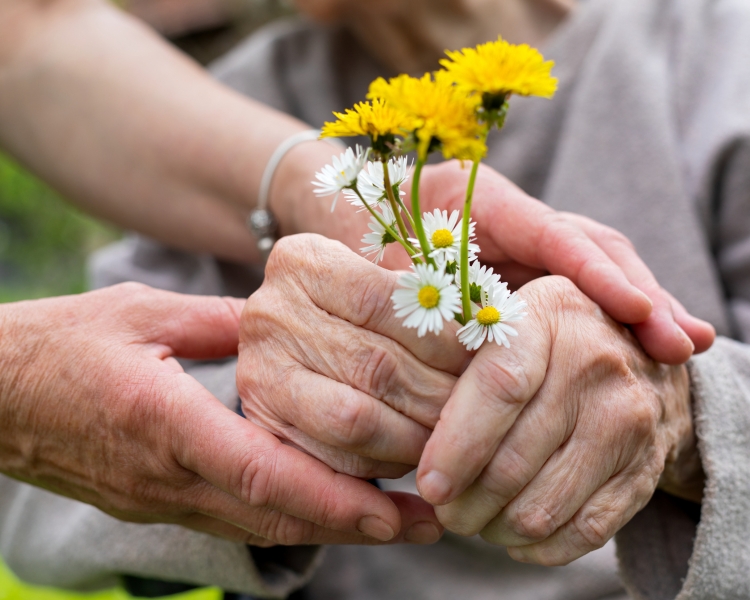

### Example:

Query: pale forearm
xmin=0 ymin=0 xmax=349 ymax=264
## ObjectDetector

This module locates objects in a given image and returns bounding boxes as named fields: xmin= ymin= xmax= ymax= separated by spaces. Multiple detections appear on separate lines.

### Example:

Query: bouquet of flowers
xmin=313 ymin=37 xmax=557 ymax=350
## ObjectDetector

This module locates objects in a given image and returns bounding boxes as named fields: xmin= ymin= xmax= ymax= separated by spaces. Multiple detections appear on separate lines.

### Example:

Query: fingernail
xmin=635 ymin=288 xmax=653 ymax=310
xmin=675 ymin=323 xmax=695 ymax=353
xmin=357 ymin=515 xmax=395 ymax=542
xmin=418 ymin=470 xmax=453 ymax=504
xmin=404 ymin=522 xmax=442 ymax=544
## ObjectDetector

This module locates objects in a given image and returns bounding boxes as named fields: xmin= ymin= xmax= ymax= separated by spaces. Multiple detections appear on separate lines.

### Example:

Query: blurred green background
xmin=0 ymin=154 xmax=121 ymax=303
xmin=0 ymin=559 xmax=222 ymax=600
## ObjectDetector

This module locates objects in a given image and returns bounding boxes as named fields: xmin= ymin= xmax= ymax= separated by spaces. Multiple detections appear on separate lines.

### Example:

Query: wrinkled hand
xmin=417 ymin=276 xmax=704 ymax=565
xmin=237 ymin=234 xmax=466 ymax=485
xmin=407 ymin=161 xmax=715 ymax=364
xmin=0 ymin=283 xmax=438 ymax=547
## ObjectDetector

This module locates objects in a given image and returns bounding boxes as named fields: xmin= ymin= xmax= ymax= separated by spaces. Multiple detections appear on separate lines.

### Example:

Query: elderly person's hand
xmin=237 ymin=234 xmax=466 ymax=483
xmin=416 ymin=275 xmax=704 ymax=565
xmin=0 ymin=284 xmax=439 ymax=547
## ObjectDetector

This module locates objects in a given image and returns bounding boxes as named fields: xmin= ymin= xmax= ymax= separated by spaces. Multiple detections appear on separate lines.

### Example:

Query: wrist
xmin=659 ymin=365 xmax=705 ymax=503
xmin=269 ymin=140 xmax=369 ymax=249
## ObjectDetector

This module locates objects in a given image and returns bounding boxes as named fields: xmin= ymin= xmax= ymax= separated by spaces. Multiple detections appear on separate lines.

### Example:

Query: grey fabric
xmin=307 ymin=472 xmax=624 ymax=600
xmin=3 ymin=0 xmax=750 ymax=597
xmin=617 ymin=338 xmax=750 ymax=600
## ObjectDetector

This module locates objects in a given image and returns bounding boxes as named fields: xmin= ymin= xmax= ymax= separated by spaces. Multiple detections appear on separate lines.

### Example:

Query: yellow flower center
xmin=476 ymin=306 xmax=501 ymax=326
xmin=431 ymin=229 xmax=454 ymax=249
xmin=418 ymin=286 xmax=440 ymax=309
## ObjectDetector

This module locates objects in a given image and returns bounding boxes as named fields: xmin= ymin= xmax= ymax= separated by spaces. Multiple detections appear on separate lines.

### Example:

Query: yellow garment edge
xmin=0 ymin=559 xmax=221 ymax=600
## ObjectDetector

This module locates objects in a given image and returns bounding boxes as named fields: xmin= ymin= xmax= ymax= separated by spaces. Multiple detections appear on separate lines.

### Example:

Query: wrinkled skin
xmin=238 ymin=235 xmax=703 ymax=563
xmin=237 ymin=235 xmax=467 ymax=480
xmin=0 ymin=284 xmax=442 ymax=547
xmin=417 ymin=276 xmax=703 ymax=565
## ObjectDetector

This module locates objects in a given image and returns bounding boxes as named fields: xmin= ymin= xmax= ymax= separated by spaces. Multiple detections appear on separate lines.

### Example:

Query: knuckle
xmin=103 ymin=282 xmax=157 ymax=320
xmin=474 ymin=354 xmax=532 ymax=410
xmin=265 ymin=235 xmax=303 ymax=273
xmin=239 ymin=288 xmax=270 ymax=326
xmin=265 ymin=235 xmax=328 ymax=287
xmin=605 ymin=387 xmax=659 ymax=446
xmin=600 ymin=224 xmax=635 ymax=250
xmin=348 ymin=341 xmax=400 ymax=399
xmin=627 ymin=396 xmax=660 ymax=439
xmin=547 ymin=276 xmax=588 ymax=311
xmin=508 ymin=503 xmax=559 ymax=542
xmin=237 ymin=446 xmax=277 ymax=508
xmin=539 ymin=212 xmax=573 ymax=249
xmin=328 ymin=393 xmax=380 ymax=450
xmin=569 ymin=509 xmax=616 ymax=552
xmin=526 ymin=275 xmax=588 ymax=321
xmin=349 ymin=271 xmax=395 ymax=329
xmin=480 ymin=447 xmax=533 ymax=500
xmin=110 ymin=281 xmax=153 ymax=300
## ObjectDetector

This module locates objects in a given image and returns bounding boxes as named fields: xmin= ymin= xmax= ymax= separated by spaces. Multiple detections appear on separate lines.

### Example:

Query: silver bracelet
xmin=248 ymin=129 xmax=345 ymax=262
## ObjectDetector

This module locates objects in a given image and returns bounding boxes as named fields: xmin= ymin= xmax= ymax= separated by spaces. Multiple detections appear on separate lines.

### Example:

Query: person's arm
xmin=0 ymin=0 xmax=346 ymax=265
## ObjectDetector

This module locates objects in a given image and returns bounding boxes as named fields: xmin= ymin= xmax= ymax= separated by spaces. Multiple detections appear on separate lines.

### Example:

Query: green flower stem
xmin=353 ymin=187 xmax=418 ymax=260
xmin=411 ymin=159 xmax=435 ymax=267
xmin=395 ymin=194 xmax=418 ymax=233
xmin=382 ymin=159 xmax=412 ymax=243
xmin=460 ymin=158 xmax=481 ymax=322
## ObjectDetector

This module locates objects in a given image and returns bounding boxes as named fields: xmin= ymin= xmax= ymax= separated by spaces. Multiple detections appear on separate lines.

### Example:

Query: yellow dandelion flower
xmin=368 ymin=73 xmax=485 ymax=161
xmin=321 ymin=99 xmax=415 ymax=142
xmin=440 ymin=37 xmax=558 ymax=100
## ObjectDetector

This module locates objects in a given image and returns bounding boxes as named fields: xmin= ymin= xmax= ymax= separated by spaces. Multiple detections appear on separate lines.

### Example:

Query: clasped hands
xmin=0 ymin=163 xmax=711 ymax=562
xmin=239 ymin=163 xmax=712 ymax=564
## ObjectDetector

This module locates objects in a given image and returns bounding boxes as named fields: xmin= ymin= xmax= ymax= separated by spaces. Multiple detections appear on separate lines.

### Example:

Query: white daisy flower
xmin=457 ymin=283 xmax=527 ymax=351
xmin=344 ymin=156 xmax=410 ymax=209
xmin=312 ymin=145 xmax=369 ymax=211
xmin=391 ymin=263 xmax=462 ymax=337
xmin=456 ymin=260 xmax=504 ymax=299
xmin=411 ymin=209 xmax=480 ymax=262
xmin=360 ymin=203 xmax=398 ymax=264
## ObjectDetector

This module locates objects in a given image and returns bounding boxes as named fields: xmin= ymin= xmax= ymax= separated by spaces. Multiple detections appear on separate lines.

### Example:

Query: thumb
xmin=127 ymin=286 xmax=246 ymax=359
xmin=170 ymin=375 xmax=405 ymax=541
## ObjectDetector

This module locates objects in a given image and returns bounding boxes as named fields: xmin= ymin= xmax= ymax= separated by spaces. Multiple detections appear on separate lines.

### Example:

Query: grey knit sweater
xmin=2 ymin=0 xmax=750 ymax=597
